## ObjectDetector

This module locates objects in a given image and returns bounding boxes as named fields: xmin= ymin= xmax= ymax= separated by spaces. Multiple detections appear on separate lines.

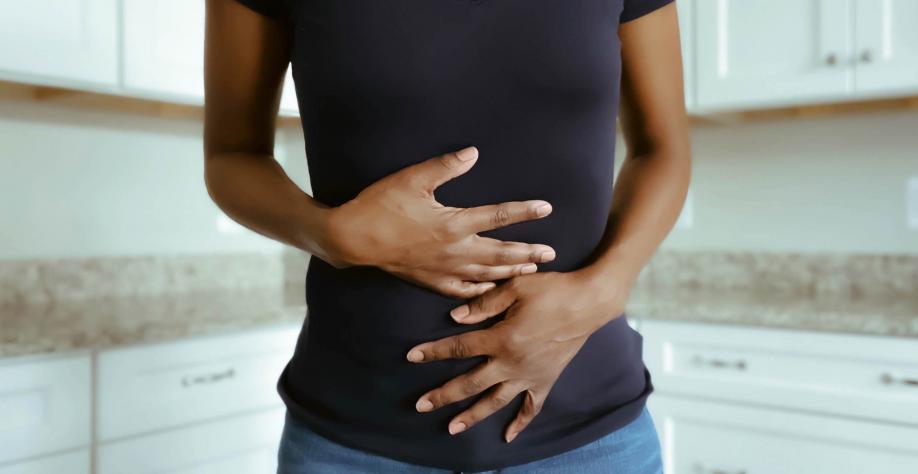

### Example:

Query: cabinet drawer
xmin=642 ymin=320 xmax=918 ymax=426
xmin=0 ymin=354 xmax=91 ymax=464
xmin=97 ymin=324 xmax=299 ymax=441
xmin=0 ymin=449 xmax=90 ymax=474
xmin=97 ymin=407 xmax=285 ymax=474
xmin=647 ymin=394 xmax=918 ymax=474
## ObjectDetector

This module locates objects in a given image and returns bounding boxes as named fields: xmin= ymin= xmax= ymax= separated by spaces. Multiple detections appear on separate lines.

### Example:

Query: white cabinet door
xmin=677 ymin=0 xmax=695 ymax=112
xmin=279 ymin=68 xmax=299 ymax=116
xmin=0 ymin=354 xmax=92 ymax=465
xmin=0 ymin=449 xmax=90 ymax=474
xmin=695 ymin=0 xmax=852 ymax=111
xmin=122 ymin=0 xmax=206 ymax=103
xmin=854 ymin=0 xmax=918 ymax=96
xmin=96 ymin=407 xmax=285 ymax=474
xmin=648 ymin=394 xmax=918 ymax=474
xmin=0 ymin=0 xmax=118 ymax=89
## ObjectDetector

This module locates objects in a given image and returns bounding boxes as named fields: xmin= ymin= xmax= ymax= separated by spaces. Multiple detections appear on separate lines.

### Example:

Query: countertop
xmin=626 ymin=287 xmax=918 ymax=338
xmin=1 ymin=287 xmax=306 ymax=359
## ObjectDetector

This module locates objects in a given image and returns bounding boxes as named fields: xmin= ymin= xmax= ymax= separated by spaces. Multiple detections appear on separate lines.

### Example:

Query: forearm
xmin=203 ymin=152 xmax=340 ymax=263
xmin=579 ymin=146 xmax=691 ymax=304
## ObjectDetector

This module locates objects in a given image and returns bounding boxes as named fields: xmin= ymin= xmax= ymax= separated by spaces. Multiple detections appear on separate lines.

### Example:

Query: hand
xmin=325 ymin=146 xmax=556 ymax=298
xmin=406 ymin=269 xmax=632 ymax=442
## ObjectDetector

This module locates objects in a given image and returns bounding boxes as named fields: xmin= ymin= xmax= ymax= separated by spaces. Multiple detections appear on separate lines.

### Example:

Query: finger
xmin=405 ymin=146 xmax=479 ymax=193
xmin=454 ymin=200 xmax=553 ymax=234
xmin=414 ymin=364 xmax=502 ymax=414
xmin=449 ymin=282 xmax=517 ymax=324
xmin=505 ymin=389 xmax=546 ymax=443
xmin=446 ymin=382 xmax=524 ymax=435
xmin=437 ymin=279 xmax=496 ymax=299
xmin=460 ymin=263 xmax=539 ymax=282
xmin=406 ymin=329 xmax=497 ymax=363
xmin=464 ymin=237 xmax=557 ymax=266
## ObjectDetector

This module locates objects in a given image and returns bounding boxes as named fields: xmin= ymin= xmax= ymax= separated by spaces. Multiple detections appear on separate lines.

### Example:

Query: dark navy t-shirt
xmin=234 ymin=0 xmax=673 ymax=471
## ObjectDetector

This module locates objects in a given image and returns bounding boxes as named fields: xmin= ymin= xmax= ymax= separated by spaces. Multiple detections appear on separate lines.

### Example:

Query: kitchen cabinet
xmin=694 ymin=0 xmax=852 ymax=111
xmin=853 ymin=0 xmax=918 ymax=96
xmin=0 ymin=353 xmax=92 ymax=467
xmin=677 ymin=0 xmax=695 ymax=112
xmin=647 ymin=394 xmax=918 ymax=474
xmin=0 ymin=0 xmax=118 ymax=90
xmin=121 ymin=0 xmax=299 ymax=114
xmin=0 ymin=450 xmax=90 ymax=474
xmin=97 ymin=407 xmax=285 ymax=474
xmin=641 ymin=319 xmax=918 ymax=473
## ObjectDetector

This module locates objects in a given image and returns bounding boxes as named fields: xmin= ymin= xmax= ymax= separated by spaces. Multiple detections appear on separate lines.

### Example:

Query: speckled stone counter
xmin=0 ymin=287 xmax=307 ymax=358
xmin=625 ymin=287 xmax=918 ymax=338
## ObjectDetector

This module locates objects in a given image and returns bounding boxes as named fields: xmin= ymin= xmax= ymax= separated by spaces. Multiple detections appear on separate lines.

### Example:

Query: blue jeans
xmin=277 ymin=405 xmax=664 ymax=474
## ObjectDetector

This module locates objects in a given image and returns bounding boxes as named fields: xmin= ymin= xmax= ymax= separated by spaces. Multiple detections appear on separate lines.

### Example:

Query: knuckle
xmin=463 ymin=377 xmax=486 ymax=395
xmin=474 ymin=268 xmax=492 ymax=282
xmin=451 ymin=337 xmax=468 ymax=358
xmin=491 ymin=393 xmax=510 ymax=408
xmin=495 ymin=247 xmax=514 ymax=264
xmin=492 ymin=204 xmax=513 ymax=227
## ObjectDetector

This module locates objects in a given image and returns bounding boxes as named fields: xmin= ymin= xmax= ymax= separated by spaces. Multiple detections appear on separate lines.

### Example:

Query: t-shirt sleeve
xmin=620 ymin=0 xmax=675 ymax=24
xmin=233 ymin=0 xmax=290 ymax=20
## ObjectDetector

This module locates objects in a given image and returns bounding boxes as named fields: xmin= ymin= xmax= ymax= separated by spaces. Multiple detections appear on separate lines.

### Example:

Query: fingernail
xmin=416 ymin=398 xmax=433 ymax=412
xmin=520 ymin=263 xmax=537 ymax=274
xmin=506 ymin=430 xmax=518 ymax=443
xmin=539 ymin=250 xmax=556 ymax=262
xmin=535 ymin=203 xmax=552 ymax=217
xmin=450 ymin=305 xmax=470 ymax=320
xmin=449 ymin=421 xmax=467 ymax=435
xmin=457 ymin=146 xmax=478 ymax=161
xmin=407 ymin=349 xmax=424 ymax=362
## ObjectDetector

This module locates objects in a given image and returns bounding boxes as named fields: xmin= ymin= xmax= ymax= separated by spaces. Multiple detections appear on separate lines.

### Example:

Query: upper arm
xmin=618 ymin=1 xmax=689 ymax=157
xmin=203 ymin=0 xmax=293 ymax=158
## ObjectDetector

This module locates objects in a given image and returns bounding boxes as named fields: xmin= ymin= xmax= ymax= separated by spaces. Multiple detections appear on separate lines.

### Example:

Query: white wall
xmin=0 ymin=99 xmax=307 ymax=260
xmin=622 ymin=109 xmax=918 ymax=255
xmin=2 ymin=98 xmax=915 ymax=260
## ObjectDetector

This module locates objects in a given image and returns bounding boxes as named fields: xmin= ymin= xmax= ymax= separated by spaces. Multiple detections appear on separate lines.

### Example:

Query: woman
xmin=203 ymin=0 xmax=690 ymax=472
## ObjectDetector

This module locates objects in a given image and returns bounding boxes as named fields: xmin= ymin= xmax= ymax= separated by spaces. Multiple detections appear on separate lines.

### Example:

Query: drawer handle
xmin=691 ymin=355 xmax=747 ymax=370
xmin=181 ymin=367 xmax=236 ymax=388
xmin=880 ymin=372 xmax=918 ymax=386
xmin=692 ymin=463 xmax=747 ymax=474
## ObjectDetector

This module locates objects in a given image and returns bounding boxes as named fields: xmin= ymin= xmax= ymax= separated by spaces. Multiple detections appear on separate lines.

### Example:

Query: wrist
xmin=570 ymin=263 xmax=638 ymax=323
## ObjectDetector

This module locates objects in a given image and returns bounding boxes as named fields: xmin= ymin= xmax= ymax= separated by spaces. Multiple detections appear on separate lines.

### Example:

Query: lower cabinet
xmin=647 ymin=394 xmax=918 ymax=474
xmin=97 ymin=407 xmax=285 ymax=474
xmin=0 ymin=450 xmax=90 ymax=474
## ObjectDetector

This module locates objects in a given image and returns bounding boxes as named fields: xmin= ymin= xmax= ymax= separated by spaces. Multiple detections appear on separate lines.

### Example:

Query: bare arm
xmin=203 ymin=0 xmax=557 ymax=297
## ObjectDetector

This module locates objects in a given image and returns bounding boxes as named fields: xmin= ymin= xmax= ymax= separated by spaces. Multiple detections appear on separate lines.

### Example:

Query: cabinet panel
xmin=280 ymin=68 xmax=299 ymax=116
xmin=677 ymin=0 xmax=695 ymax=112
xmin=96 ymin=324 xmax=299 ymax=441
xmin=0 ymin=449 xmax=90 ymax=474
xmin=695 ymin=0 xmax=852 ymax=111
xmin=854 ymin=0 xmax=918 ymax=95
xmin=122 ymin=0 xmax=206 ymax=102
xmin=647 ymin=395 xmax=918 ymax=474
xmin=97 ymin=407 xmax=285 ymax=474
xmin=642 ymin=320 xmax=918 ymax=427
xmin=0 ymin=354 xmax=92 ymax=464
xmin=0 ymin=0 xmax=118 ymax=88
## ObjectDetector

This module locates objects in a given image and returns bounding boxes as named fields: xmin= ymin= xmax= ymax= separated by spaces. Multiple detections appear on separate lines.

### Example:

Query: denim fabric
xmin=277 ymin=405 xmax=663 ymax=474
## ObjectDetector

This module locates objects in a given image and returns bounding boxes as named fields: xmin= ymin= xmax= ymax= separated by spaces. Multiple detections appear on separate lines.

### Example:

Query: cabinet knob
xmin=881 ymin=372 xmax=918 ymax=386
xmin=824 ymin=53 xmax=838 ymax=66
xmin=859 ymin=50 xmax=873 ymax=63
xmin=691 ymin=355 xmax=747 ymax=370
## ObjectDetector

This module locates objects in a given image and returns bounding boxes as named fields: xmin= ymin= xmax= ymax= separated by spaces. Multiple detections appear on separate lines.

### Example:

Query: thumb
xmin=404 ymin=146 xmax=479 ymax=193
xmin=450 ymin=281 xmax=517 ymax=324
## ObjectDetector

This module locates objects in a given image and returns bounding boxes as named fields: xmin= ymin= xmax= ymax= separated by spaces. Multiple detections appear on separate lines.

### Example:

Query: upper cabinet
xmin=121 ymin=0 xmax=299 ymax=115
xmin=0 ymin=0 xmax=118 ymax=89
xmin=693 ymin=0 xmax=918 ymax=112
xmin=677 ymin=0 xmax=696 ymax=112
xmin=853 ymin=0 xmax=918 ymax=97
xmin=694 ymin=0 xmax=852 ymax=111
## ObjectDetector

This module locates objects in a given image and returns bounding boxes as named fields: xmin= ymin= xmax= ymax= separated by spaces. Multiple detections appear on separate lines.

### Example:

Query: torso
xmin=279 ymin=1 xmax=654 ymax=471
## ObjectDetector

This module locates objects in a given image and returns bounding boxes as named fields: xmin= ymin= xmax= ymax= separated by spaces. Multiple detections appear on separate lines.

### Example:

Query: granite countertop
xmin=626 ymin=287 xmax=918 ymax=338
xmin=1 ymin=287 xmax=307 ymax=358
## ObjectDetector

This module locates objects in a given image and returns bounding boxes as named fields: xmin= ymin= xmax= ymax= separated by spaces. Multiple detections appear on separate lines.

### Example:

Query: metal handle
xmin=181 ymin=367 xmax=236 ymax=388
xmin=825 ymin=53 xmax=838 ymax=66
xmin=881 ymin=372 xmax=918 ymax=386
xmin=691 ymin=355 xmax=747 ymax=370
xmin=859 ymin=49 xmax=873 ymax=63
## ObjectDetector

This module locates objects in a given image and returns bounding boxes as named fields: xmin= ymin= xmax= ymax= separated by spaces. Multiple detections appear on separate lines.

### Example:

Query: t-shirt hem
xmin=277 ymin=365 xmax=655 ymax=473
xmin=620 ymin=0 xmax=676 ymax=24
